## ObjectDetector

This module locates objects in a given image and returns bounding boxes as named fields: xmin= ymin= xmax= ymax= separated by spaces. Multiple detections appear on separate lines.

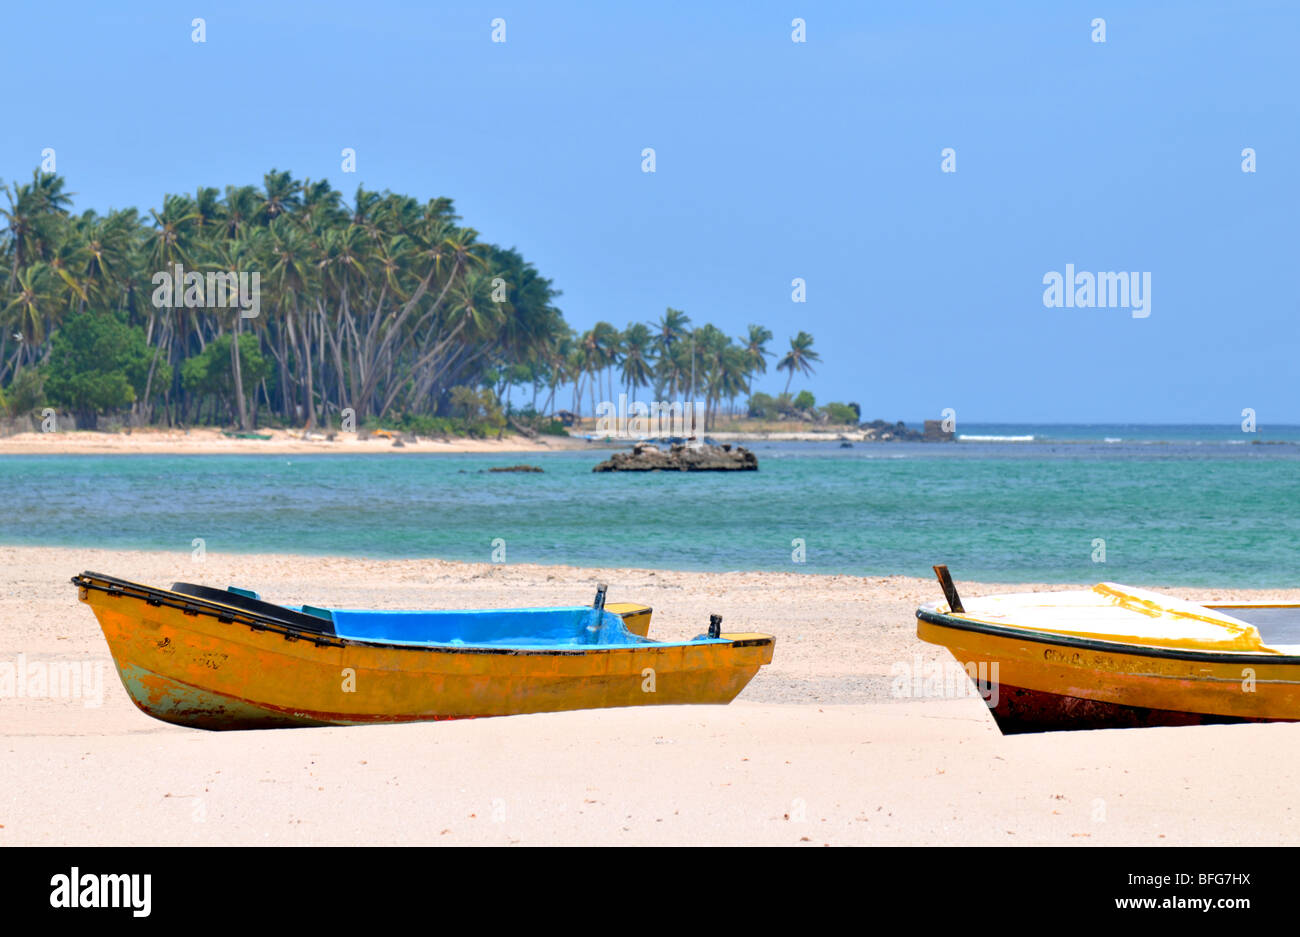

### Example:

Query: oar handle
xmin=932 ymin=564 xmax=965 ymax=613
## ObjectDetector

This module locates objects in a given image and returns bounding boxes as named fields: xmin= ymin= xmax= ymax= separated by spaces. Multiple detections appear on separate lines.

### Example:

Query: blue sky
xmin=6 ymin=1 xmax=1298 ymax=422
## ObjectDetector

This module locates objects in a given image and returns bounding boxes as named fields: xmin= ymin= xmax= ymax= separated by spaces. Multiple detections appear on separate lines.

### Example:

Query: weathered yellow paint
xmin=606 ymin=603 xmax=652 ymax=637
xmin=917 ymin=615 xmax=1300 ymax=721
xmin=78 ymin=583 xmax=773 ymax=730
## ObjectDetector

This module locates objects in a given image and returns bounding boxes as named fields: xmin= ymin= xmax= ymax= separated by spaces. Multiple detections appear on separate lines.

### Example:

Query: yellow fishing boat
xmin=73 ymin=572 xmax=773 ymax=730
xmin=917 ymin=565 xmax=1300 ymax=733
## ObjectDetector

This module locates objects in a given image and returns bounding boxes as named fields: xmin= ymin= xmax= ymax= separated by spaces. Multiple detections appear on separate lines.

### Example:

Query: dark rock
xmin=923 ymin=419 xmax=955 ymax=441
xmin=488 ymin=464 xmax=544 ymax=473
xmin=857 ymin=418 xmax=948 ymax=442
xmin=593 ymin=441 xmax=758 ymax=472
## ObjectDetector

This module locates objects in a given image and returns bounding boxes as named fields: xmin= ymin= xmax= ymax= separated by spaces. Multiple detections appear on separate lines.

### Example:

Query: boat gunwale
xmin=1207 ymin=603 xmax=1300 ymax=610
xmin=916 ymin=605 xmax=1300 ymax=666
xmin=74 ymin=572 xmax=772 ymax=656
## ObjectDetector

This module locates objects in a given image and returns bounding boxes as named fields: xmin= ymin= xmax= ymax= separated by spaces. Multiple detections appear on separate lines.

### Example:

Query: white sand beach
xmin=3 ymin=545 xmax=1300 ymax=845
xmin=0 ymin=428 xmax=594 ymax=456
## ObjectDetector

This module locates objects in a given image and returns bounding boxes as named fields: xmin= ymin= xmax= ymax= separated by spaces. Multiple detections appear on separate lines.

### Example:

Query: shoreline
xmin=6 ymin=541 xmax=1298 ymax=595
xmin=6 ymin=544 xmax=1300 ymax=845
xmin=0 ymin=427 xmax=600 ymax=456
xmin=0 ymin=427 xmax=906 ymax=455
xmin=3 ymin=426 xmax=1293 ymax=455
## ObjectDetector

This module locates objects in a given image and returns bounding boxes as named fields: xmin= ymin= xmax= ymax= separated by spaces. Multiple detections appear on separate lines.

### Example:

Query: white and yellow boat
xmin=917 ymin=566 xmax=1300 ymax=733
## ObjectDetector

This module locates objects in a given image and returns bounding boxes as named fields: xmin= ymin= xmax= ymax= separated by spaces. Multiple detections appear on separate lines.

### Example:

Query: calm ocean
xmin=3 ymin=424 xmax=1298 ymax=587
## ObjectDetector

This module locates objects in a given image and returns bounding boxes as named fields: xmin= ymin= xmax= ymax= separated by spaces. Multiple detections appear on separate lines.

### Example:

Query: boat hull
xmin=918 ymin=611 xmax=1300 ymax=734
xmin=984 ymin=682 xmax=1278 ymax=734
xmin=78 ymin=578 xmax=773 ymax=730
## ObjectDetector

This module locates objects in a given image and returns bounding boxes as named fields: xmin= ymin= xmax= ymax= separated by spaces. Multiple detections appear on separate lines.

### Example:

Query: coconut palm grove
xmin=0 ymin=169 xmax=848 ymax=436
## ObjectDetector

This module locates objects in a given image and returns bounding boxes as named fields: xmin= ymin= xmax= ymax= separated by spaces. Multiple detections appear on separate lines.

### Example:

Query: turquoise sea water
xmin=2 ymin=424 xmax=1298 ymax=587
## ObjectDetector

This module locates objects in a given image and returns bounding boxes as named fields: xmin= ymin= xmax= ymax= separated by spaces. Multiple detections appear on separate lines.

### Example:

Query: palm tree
xmin=44 ymin=216 xmax=89 ymax=312
xmin=718 ymin=343 xmax=749 ymax=424
xmin=193 ymin=186 xmax=223 ymax=237
xmin=566 ymin=341 xmax=586 ymax=416
xmin=209 ymin=235 xmax=256 ymax=429
xmin=590 ymin=321 xmax=621 ymax=403
xmin=79 ymin=209 xmax=140 ymax=313
xmin=259 ymin=169 xmax=302 ymax=224
xmin=619 ymin=322 xmax=654 ymax=402
xmin=652 ymin=307 xmax=690 ymax=397
xmin=267 ymin=215 xmax=319 ymax=426
xmin=142 ymin=194 xmax=201 ymax=422
xmin=777 ymin=331 xmax=820 ymax=396
xmin=578 ymin=328 xmax=601 ymax=419
xmin=219 ymin=185 xmax=260 ymax=240
xmin=2 ymin=263 xmax=60 ymax=368
xmin=0 ymin=164 xmax=812 ymax=442
xmin=741 ymin=324 xmax=773 ymax=395
xmin=297 ymin=179 xmax=346 ymax=232
xmin=1 ymin=170 xmax=74 ymax=288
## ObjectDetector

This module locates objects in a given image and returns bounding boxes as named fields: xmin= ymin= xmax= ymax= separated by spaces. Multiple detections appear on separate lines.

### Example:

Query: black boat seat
xmin=170 ymin=582 xmax=336 ymax=635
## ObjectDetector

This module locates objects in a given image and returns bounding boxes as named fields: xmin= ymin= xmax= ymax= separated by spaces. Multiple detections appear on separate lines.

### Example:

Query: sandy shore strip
xmin=4 ymin=544 xmax=1300 ymax=845
xmin=0 ymin=427 xmax=869 ymax=456
xmin=0 ymin=428 xmax=603 ymax=456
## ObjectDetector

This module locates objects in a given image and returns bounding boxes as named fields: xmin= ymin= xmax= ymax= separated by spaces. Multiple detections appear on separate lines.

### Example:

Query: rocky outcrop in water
xmin=593 ymin=441 xmax=758 ymax=472
xmin=922 ymin=419 xmax=955 ymax=441
xmin=859 ymin=419 xmax=922 ymax=441
xmin=857 ymin=419 xmax=954 ymax=442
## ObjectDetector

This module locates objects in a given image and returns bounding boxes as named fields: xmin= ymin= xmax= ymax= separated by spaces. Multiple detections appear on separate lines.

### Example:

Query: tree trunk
xmin=231 ymin=315 xmax=249 ymax=431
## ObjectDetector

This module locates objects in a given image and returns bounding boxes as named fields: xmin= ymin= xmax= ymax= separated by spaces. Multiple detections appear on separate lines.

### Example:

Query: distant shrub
xmin=3 ymin=368 xmax=45 ymax=416
xmin=509 ymin=406 xmax=568 ymax=436
xmin=793 ymin=390 xmax=816 ymax=411
xmin=44 ymin=312 xmax=166 ymax=429
xmin=399 ymin=413 xmax=456 ymax=436
xmin=747 ymin=392 xmax=776 ymax=419
xmin=824 ymin=402 xmax=858 ymax=425
xmin=449 ymin=386 xmax=506 ymax=438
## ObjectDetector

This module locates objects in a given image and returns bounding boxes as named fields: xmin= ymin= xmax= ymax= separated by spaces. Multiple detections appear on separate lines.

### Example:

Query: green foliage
xmin=44 ymin=313 xmax=166 ymax=427
xmin=180 ymin=333 xmax=268 ymax=399
xmin=399 ymin=413 xmax=457 ymax=437
xmin=1 ymin=167 xmax=831 ymax=435
xmin=3 ymin=368 xmax=46 ymax=416
xmin=793 ymin=390 xmax=816 ymax=411
xmin=449 ymin=385 xmax=506 ymax=438
xmin=823 ymin=401 xmax=858 ymax=425
xmin=777 ymin=331 xmax=821 ymax=396
xmin=509 ymin=406 xmax=569 ymax=436
xmin=747 ymin=392 xmax=776 ymax=419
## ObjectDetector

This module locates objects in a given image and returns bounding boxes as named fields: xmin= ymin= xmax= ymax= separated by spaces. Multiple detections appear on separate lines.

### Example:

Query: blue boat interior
xmin=304 ymin=605 xmax=722 ymax=649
